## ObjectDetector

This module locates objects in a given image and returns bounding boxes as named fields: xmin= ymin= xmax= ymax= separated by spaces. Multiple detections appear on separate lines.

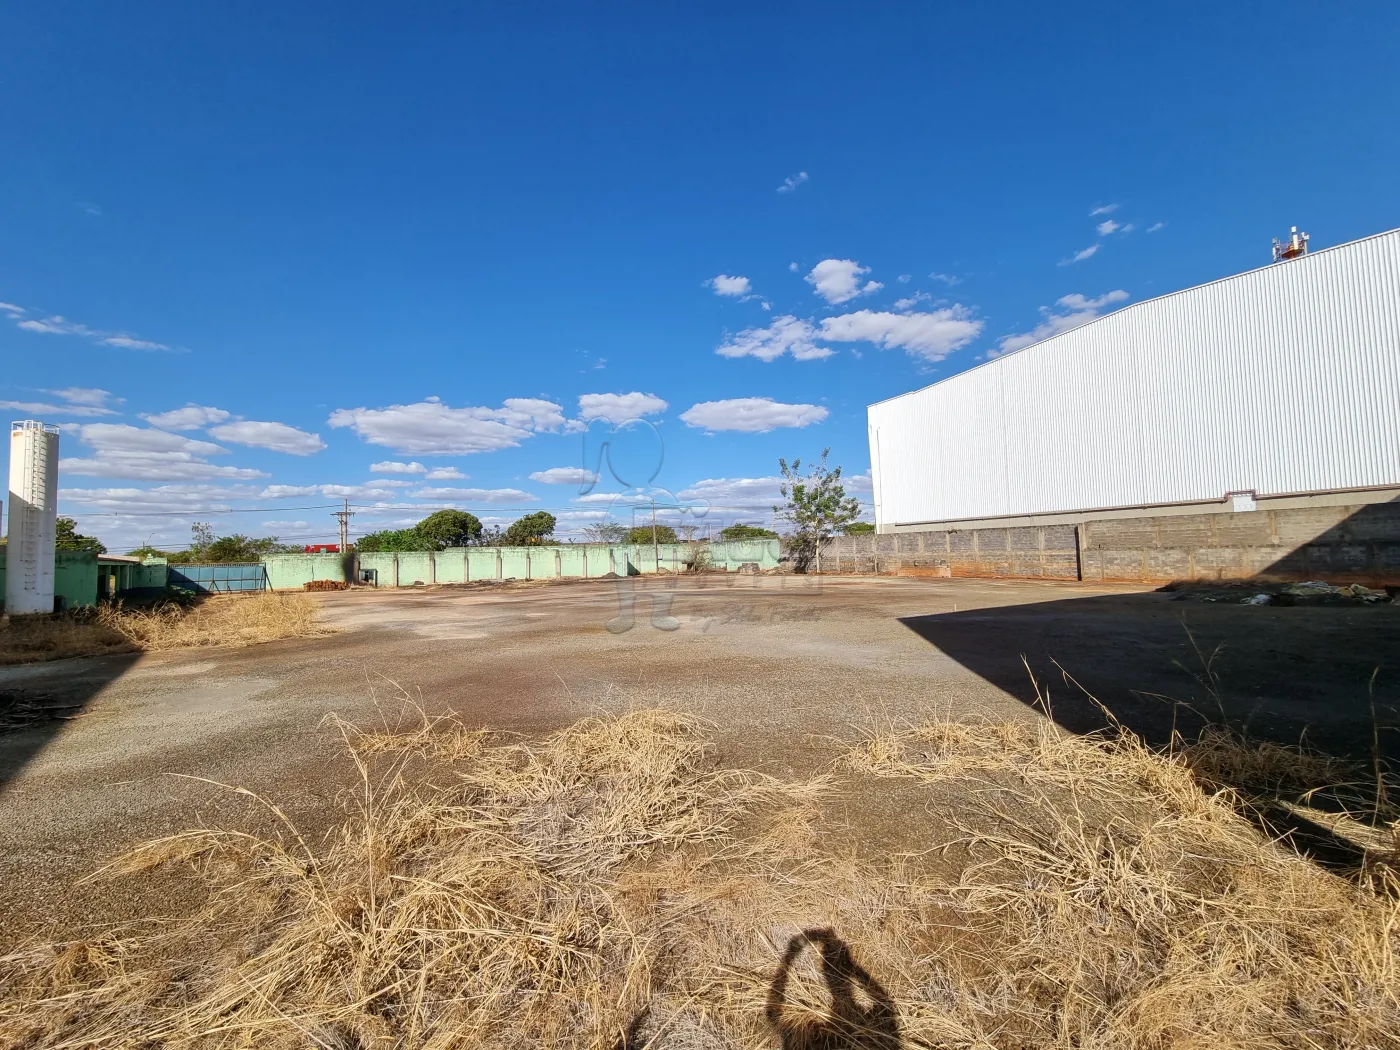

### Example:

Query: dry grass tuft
xmin=3 ymin=695 xmax=1398 ymax=1049
xmin=0 ymin=593 xmax=329 ymax=664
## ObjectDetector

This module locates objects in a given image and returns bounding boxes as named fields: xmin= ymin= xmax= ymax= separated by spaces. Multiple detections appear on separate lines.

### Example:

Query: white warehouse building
xmin=868 ymin=227 xmax=1400 ymax=535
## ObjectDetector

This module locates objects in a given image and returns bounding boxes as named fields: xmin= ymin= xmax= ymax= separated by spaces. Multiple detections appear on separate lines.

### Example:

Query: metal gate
xmin=168 ymin=563 xmax=269 ymax=594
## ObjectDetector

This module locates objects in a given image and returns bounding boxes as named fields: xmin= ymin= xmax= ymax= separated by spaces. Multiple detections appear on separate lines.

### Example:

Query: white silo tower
xmin=6 ymin=421 xmax=61 ymax=616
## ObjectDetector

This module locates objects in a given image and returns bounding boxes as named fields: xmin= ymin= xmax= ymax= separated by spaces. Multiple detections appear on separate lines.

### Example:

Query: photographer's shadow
xmin=766 ymin=929 xmax=901 ymax=1050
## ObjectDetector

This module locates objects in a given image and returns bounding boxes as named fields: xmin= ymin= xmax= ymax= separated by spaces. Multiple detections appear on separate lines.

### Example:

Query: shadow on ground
xmin=0 ymin=653 xmax=141 ymax=788
xmin=901 ymin=590 xmax=1400 ymax=872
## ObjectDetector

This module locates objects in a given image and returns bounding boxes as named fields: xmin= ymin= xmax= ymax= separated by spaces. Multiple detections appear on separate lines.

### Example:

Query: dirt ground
xmin=2 ymin=573 xmax=1397 ymax=945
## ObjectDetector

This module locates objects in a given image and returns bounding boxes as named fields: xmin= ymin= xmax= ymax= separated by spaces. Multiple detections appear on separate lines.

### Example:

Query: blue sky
xmin=3 ymin=2 xmax=1397 ymax=549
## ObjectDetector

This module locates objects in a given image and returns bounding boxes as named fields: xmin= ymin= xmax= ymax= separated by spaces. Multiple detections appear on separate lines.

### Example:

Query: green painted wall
xmin=0 ymin=549 xmax=100 ymax=610
xmin=260 ymin=539 xmax=782 ymax=591
xmin=261 ymin=553 xmax=348 ymax=590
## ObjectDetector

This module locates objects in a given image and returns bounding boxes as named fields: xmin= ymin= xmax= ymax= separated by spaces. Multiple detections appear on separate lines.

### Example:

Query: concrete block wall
xmin=820 ymin=527 xmax=1079 ymax=579
xmin=827 ymin=500 xmax=1400 ymax=585
xmin=1079 ymin=501 xmax=1400 ymax=584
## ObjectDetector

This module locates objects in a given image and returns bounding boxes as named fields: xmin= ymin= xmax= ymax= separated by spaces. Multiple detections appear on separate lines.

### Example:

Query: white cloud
xmin=787 ymin=262 xmax=799 ymax=273
xmin=319 ymin=483 xmax=412 ymax=499
xmin=424 ymin=466 xmax=466 ymax=480
xmin=929 ymin=272 xmax=961 ymax=286
xmin=1059 ymin=244 xmax=1100 ymax=266
xmin=1147 ymin=221 xmax=1165 ymax=233
xmin=805 ymin=259 xmax=881 ymax=304
xmin=993 ymin=289 xmax=1130 ymax=357
xmin=57 ymin=423 xmax=265 ymax=481
xmin=896 ymin=274 xmax=912 ymax=283
xmin=0 ymin=302 xmax=25 ymax=316
xmin=677 ymin=476 xmax=782 ymax=512
xmin=846 ymin=469 xmax=873 ymax=495
xmin=412 ymin=487 xmax=535 ymax=503
xmin=715 ymin=315 xmax=833 ymax=362
xmin=11 ymin=312 xmax=172 ymax=351
xmin=576 ymin=392 xmax=669 ymax=423
xmin=370 ymin=460 xmax=427 ymax=474
xmin=59 ymin=456 xmax=265 ymax=481
xmin=1119 ymin=223 xmax=1135 ymax=234
xmin=530 ymin=467 xmax=601 ymax=485
xmin=59 ymin=483 xmax=261 ymax=513
xmin=142 ymin=405 xmax=231 ymax=430
xmin=892 ymin=292 xmax=931 ymax=312
xmin=1 ymin=397 xmax=116 ymax=417
xmin=208 ymin=420 xmax=326 ymax=455
xmin=707 ymin=274 xmax=752 ymax=297
xmin=819 ymin=307 xmax=983 ymax=362
xmin=1096 ymin=219 xmax=1121 ymax=236
xmin=78 ymin=423 xmax=226 ymax=456
xmin=1055 ymin=290 xmax=1130 ymax=311
xmin=777 ymin=171 xmax=809 ymax=194
xmin=572 ymin=492 xmax=627 ymax=504
xmin=679 ymin=398 xmax=828 ymax=433
xmin=327 ymin=397 xmax=564 ymax=455
xmin=50 ymin=387 xmax=118 ymax=407
xmin=1090 ymin=204 xmax=1120 ymax=216
xmin=101 ymin=335 xmax=169 ymax=350
xmin=258 ymin=482 xmax=415 ymax=500
xmin=16 ymin=316 xmax=94 ymax=337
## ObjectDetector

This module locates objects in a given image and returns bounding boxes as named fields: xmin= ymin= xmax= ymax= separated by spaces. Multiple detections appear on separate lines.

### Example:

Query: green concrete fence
xmin=261 ymin=540 xmax=781 ymax=591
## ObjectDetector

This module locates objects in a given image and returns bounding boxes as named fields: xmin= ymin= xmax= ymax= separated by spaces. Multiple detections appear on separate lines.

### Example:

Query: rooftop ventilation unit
xmin=1272 ymin=226 xmax=1310 ymax=262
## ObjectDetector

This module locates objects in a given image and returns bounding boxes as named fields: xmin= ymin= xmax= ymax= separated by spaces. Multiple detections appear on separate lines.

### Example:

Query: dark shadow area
xmin=612 ymin=930 xmax=902 ymax=1050
xmin=766 ymin=929 xmax=901 ymax=1050
xmin=1260 ymin=498 xmax=1400 ymax=584
xmin=0 ymin=651 xmax=143 ymax=790
xmin=900 ymin=589 xmax=1400 ymax=874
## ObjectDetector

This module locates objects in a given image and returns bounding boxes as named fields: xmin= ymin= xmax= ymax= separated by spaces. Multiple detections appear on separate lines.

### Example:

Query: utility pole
xmin=333 ymin=498 xmax=355 ymax=553
xmin=651 ymin=497 xmax=659 ymax=570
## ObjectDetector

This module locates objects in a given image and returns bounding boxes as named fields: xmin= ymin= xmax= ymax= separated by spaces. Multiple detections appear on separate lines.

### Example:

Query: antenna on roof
xmin=1272 ymin=225 xmax=1310 ymax=263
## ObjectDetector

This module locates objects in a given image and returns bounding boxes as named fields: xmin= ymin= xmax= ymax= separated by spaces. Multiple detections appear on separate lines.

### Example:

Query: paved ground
xmin=3 ymin=574 xmax=1397 ymax=943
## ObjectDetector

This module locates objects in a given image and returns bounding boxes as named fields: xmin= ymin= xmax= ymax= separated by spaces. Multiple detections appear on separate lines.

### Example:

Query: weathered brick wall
xmin=823 ymin=500 xmax=1400 ymax=584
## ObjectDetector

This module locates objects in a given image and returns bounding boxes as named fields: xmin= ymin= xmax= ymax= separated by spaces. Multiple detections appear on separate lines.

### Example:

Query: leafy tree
xmin=582 ymin=519 xmax=629 ymax=544
xmin=843 ymin=521 xmax=875 ymax=535
xmin=626 ymin=524 xmax=678 ymax=545
xmin=190 ymin=522 xmax=216 ymax=560
xmin=503 ymin=511 xmax=557 ymax=546
xmin=55 ymin=516 xmax=106 ymax=555
xmin=356 ymin=528 xmax=433 ymax=553
xmin=719 ymin=523 xmax=778 ymax=541
xmin=126 ymin=545 xmax=169 ymax=561
xmin=202 ymin=534 xmax=297 ymax=562
xmin=415 ymin=509 xmax=483 ymax=549
xmin=774 ymin=448 xmax=861 ymax=572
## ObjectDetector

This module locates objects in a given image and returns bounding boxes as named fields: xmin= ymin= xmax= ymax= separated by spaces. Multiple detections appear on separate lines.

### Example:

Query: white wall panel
xmin=868 ymin=229 xmax=1400 ymax=527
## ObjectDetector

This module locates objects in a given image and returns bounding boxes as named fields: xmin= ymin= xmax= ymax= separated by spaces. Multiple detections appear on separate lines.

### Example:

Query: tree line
xmin=22 ymin=449 xmax=873 ymax=566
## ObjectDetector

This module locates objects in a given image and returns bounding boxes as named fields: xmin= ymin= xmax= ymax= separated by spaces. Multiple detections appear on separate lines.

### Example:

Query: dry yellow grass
xmin=0 ymin=593 xmax=330 ymax=664
xmin=1 ymin=696 xmax=1397 ymax=1049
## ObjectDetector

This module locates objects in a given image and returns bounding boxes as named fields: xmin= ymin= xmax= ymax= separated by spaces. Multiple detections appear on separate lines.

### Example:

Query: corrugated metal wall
xmin=868 ymin=228 xmax=1400 ymax=528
